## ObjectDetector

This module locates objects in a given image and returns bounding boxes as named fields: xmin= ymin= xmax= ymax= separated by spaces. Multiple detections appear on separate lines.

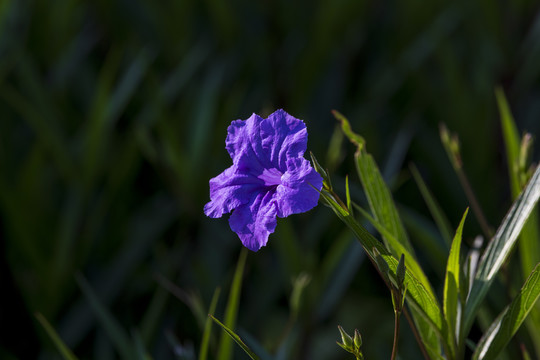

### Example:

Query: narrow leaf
xmin=354 ymin=204 xmax=437 ymax=306
xmin=35 ymin=313 xmax=79 ymax=360
xmin=210 ymin=315 xmax=260 ymax=360
xmin=320 ymin=152 xmax=445 ymax=358
xmin=497 ymin=87 xmax=540 ymax=354
xmin=410 ymin=163 xmax=453 ymax=246
xmin=496 ymin=87 xmax=521 ymax=199
xmin=345 ymin=175 xmax=352 ymax=213
xmin=355 ymin=149 xmax=416 ymax=259
xmin=76 ymin=274 xmax=134 ymax=360
xmin=443 ymin=208 xmax=468 ymax=355
xmin=217 ymin=248 xmax=248 ymax=360
xmin=464 ymin=164 xmax=540 ymax=335
xmin=472 ymin=263 xmax=540 ymax=360
xmin=326 ymin=199 xmax=445 ymax=355
xmin=199 ymin=288 xmax=221 ymax=360
xmin=332 ymin=110 xmax=365 ymax=148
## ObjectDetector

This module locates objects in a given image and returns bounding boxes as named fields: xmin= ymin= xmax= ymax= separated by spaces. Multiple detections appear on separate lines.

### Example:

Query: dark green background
xmin=1 ymin=0 xmax=539 ymax=359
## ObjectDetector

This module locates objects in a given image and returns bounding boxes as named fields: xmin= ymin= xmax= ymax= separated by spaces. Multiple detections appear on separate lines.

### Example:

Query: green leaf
xmin=472 ymin=263 xmax=540 ymax=360
xmin=345 ymin=175 xmax=352 ymax=213
xmin=464 ymin=164 xmax=540 ymax=336
xmin=354 ymin=204 xmax=438 ymax=308
xmin=400 ymin=208 xmax=448 ymax=276
xmin=410 ymin=163 xmax=453 ymax=246
xmin=131 ymin=330 xmax=152 ymax=360
xmin=210 ymin=315 xmax=260 ymax=360
xmin=35 ymin=313 xmax=79 ymax=360
xmin=217 ymin=248 xmax=248 ymax=360
xmin=199 ymin=287 xmax=221 ymax=360
xmin=497 ymin=86 xmax=540 ymax=356
xmin=355 ymin=148 xmax=416 ymax=260
xmin=443 ymin=208 xmax=468 ymax=357
xmin=323 ymin=114 xmax=446 ymax=358
xmin=332 ymin=110 xmax=365 ymax=148
xmin=76 ymin=274 xmax=134 ymax=360
xmin=496 ymin=87 xmax=521 ymax=199
xmin=323 ymin=196 xmax=445 ymax=357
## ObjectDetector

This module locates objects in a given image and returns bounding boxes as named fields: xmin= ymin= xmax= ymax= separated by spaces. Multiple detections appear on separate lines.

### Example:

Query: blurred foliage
xmin=0 ymin=0 xmax=539 ymax=359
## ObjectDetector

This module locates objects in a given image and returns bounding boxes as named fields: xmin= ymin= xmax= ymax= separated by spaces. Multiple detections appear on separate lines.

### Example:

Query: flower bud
xmin=396 ymin=253 xmax=406 ymax=289
xmin=354 ymin=329 xmax=362 ymax=349
xmin=338 ymin=325 xmax=353 ymax=349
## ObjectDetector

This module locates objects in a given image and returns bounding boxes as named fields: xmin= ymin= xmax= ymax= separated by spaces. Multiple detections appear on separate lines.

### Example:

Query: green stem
xmin=217 ymin=248 xmax=248 ymax=360
xmin=403 ymin=307 xmax=430 ymax=360
xmin=391 ymin=310 xmax=401 ymax=360
xmin=455 ymin=167 xmax=493 ymax=240
xmin=326 ymin=190 xmax=430 ymax=360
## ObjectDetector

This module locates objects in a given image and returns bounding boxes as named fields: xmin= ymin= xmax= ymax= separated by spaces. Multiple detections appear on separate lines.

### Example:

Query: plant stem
xmin=391 ymin=310 xmax=401 ymax=360
xmin=403 ymin=307 xmax=430 ymax=360
xmin=455 ymin=167 xmax=493 ymax=240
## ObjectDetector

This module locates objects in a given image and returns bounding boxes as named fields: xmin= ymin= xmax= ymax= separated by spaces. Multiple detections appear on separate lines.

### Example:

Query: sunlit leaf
xmin=35 ymin=313 xmax=79 ymax=360
xmin=443 ymin=208 xmax=468 ymax=357
xmin=217 ymin=248 xmax=248 ymax=360
xmin=464 ymin=164 xmax=540 ymax=336
xmin=210 ymin=315 xmax=260 ymax=360
xmin=410 ymin=163 xmax=453 ymax=246
xmin=199 ymin=288 xmax=221 ymax=360
xmin=472 ymin=263 xmax=540 ymax=360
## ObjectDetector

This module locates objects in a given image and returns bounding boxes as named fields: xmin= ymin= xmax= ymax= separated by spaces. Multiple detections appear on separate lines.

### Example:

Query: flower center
xmin=258 ymin=168 xmax=283 ymax=187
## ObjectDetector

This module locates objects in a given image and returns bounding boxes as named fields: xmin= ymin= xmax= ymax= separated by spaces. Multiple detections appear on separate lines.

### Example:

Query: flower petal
xmin=260 ymin=109 xmax=308 ymax=170
xmin=204 ymin=165 xmax=263 ymax=218
xmin=229 ymin=190 xmax=277 ymax=251
xmin=226 ymin=114 xmax=272 ymax=174
xmin=275 ymin=157 xmax=323 ymax=218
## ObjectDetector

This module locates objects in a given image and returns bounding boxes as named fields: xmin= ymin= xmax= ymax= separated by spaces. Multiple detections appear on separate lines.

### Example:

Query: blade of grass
xmin=238 ymin=330 xmax=274 ymax=360
xmin=76 ymin=274 xmax=134 ymax=360
xmin=155 ymin=273 xmax=207 ymax=330
xmin=463 ymin=164 xmax=540 ymax=337
xmin=139 ymin=283 xmax=169 ymax=345
xmin=199 ymin=287 xmax=221 ymax=360
xmin=0 ymin=84 xmax=74 ymax=181
xmin=318 ymin=189 xmax=445 ymax=359
xmin=217 ymin=248 xmax=248 ymax=360
xmin=316 ymin=236 xmax=365 ymax=321
xmin=132 ymin=330 xmax=152 ymax=360
xmin=162 ymin=39 xmax=211 ymax=103
xmin=472 ymin=263 xmax=540 ymax=360
xmin=353 ymin=202 xmax=447 ymax=358
xmin=443 ymin=208 xmax=468 ymax=359
xmin=59 ymin=195 xmax=177 ymax=347
xmin=210 ymin=315 xmax=260 ymax=360
xmin=188 ymin=62 xmax=224 ymax=177
xmin=440 ymin=124 xmax=493 ymax=239
xmin=496 ymin=87 xmax=520 ymax=199
xmin=410 ymin=163 xmax=453 ymax=246
xmin=400 ymin=207 xmax=448 ymax=277
xmin=35 ymin=313 xmax=79 ymax=360
xmin=335 ymin=110 xmax=417 ymax=259
xmin=496 ymin=87 xmax=540 ymax=357
xmin=106 ymin=49 xmax=151 ymax=122
xmin=353 ymin=203 xmax=436 ymax=301
xmin=83 ymin=48 xmax=150 ymax=189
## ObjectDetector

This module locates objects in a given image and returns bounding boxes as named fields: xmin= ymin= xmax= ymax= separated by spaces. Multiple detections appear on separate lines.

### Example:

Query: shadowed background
xmin=1 ymin=0 xmax=539 ymax=359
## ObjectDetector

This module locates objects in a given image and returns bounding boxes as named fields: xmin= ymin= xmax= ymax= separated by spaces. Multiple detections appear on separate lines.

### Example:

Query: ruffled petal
xmin=207 ymin=109 xmax=321 ymax=251
xmin=229 ymin=190 xmax=278 ymax=251
xmin=204 ymin=165 xmax=263 ymax=218
xmin=226 ymin=114 xmax=273 ymax=175
xmin=275 ymin=157 xmax=323 ymax=218
xmin=260 ymin=109 xmax=308 ymax=170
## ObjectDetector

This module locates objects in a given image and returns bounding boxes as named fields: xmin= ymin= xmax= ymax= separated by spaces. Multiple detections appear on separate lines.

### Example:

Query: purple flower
xmin=204 ymin=109 xmax=323 ymax=251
